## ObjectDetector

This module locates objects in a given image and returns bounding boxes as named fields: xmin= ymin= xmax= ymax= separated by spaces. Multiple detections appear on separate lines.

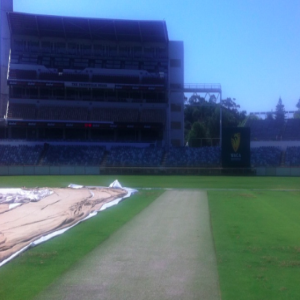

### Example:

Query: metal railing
xmin=184 ymin=83 xmax=221 ymax=90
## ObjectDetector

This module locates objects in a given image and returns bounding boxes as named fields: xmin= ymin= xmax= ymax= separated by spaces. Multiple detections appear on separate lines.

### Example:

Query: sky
xmin=12 ymin=0 xmax=300 ymax=114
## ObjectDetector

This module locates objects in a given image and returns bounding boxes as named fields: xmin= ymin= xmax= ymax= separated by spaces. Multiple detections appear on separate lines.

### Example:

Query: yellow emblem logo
xmin=231 ymin=133 xmax=241 ymax=152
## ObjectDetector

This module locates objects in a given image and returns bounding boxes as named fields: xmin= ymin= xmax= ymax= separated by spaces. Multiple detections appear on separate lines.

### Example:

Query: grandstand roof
xmin=7 ymin=12 xmax=169 ymax=43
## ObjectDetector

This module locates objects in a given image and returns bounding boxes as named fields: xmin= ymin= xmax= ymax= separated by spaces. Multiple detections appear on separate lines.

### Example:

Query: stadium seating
xmin=92 ymin=74 xmax=139 ymax=84
xmin=106 ymin=147 xmax=164 ymax=167
xmin=141 ymin=76 xmax=165 ymax=85
xmin=284 ymin=146 xmax=300 ymax=166
xmin=37 ymin=106 xmax=88 ymax=121
xmin=90 ymin=108 xmax=139 ymax=122
xmin=140 ymin=109 xmax=165 ymax=123
xmin=246 ymin=118 xmax=300 ymax=141
xmin=165 ymin=147 xmax=221 ymax=167
xmin=42 ymin=145 xmax=105 ymax=166
xmin=246 ymin=119 xmax=282 ymax=140
xmin=282 ymin=119 xmax=300 ymax=140
xmin=3 ymin=144 xmax=300 ymax=169
xmin=39 ymin=72 xmax=89 ymax=82
xmin=7 ymin=103 xmax=36 ymax=119
xmin=0 ymin=145 xmax=43 ymax=165
xmin=250 ymin=146 xmax=282 ymax=167
xmin=9 ymin=69 xmax=37 ymax=80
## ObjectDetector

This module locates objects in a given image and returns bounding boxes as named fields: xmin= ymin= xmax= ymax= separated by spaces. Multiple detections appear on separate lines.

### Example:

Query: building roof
xmin=7 ymin=12 xmax=169 ymax=43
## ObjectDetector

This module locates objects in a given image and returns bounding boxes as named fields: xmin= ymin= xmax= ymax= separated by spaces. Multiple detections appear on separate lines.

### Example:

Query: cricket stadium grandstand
xmin=1 ymin=0 xmax=300 ymax=176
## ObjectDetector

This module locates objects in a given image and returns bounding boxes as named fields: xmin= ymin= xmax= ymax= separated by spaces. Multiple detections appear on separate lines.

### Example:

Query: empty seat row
xmin=246 ymin=119 xmax=300 ymax=141
xmin=8 ymin=70 xmax=165 ymax=85
xmin=7 ymin=105 xmax=165 ymax=123
xmin=1 ymin=145 xmax=300 ymax=167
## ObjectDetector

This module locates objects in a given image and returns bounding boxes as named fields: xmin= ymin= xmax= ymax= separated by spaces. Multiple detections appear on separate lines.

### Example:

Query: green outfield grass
xmin=209 ymin=190 xmax=300 ymax=300
xmin=0 ymin=175 xmax=300 ymax=300
xmin=0 ymin=174 xmax=299 ymax=189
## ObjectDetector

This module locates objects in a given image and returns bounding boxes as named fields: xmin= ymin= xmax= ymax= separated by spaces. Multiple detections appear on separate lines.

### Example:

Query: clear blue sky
xmin=13 ymin=0 xmax=300 ymax=114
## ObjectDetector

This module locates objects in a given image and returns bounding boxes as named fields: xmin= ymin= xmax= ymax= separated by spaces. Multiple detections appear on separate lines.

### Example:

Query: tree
xmin=184 ymin=97 xmax=247 ymax=145
xmin=207 ymin=106 xmax=220 ymax=139
xmin=294 ymin=99 xmax=300 ymax=119
xmin=184 ymin=95 xmax=188 ymax=105
xmin=237 ymin=110 xmax=247 ymax=125
xmin=208 ymin=95 xmax=217 ymax=104
xmin=296 ymin=98 xmax=300 ymax=110
xmin=266 ymin=112 xmax=274 ymax=121
xmin=188 ymin=94 xmax=206 ymax=105
xmin=275 ymin=97 xmax=285 ymax=123
xmin=221 ymin=98 xmax=240 ymax=111
xmin=294 ymin=111 xmax=300 ymax=119
xmin=248 ymin=113 xmax=261 ymax=120
xmin=188 ymin=122 xmax=206 ymax=147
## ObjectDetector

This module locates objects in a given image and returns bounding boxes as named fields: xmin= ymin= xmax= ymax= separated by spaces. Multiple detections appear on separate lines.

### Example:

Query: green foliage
xmin=209 ymin=94 xmax=217 ymax=103
xmin=275 ymin=97 xmax=286 ymax=123
xmin=294 ymin=99 xmax=300 ymax=118
xmin=266 ymin=112 xmax=274 ymax=120
xmin=294 ymin=111 xmax=300 ymax=119
xmin=248 ymin=113 xmax=261 ymax=120
xmin=221 ymin=97 xmax=240 ymax=110
xmin=296 ymin=98 xmax=300 ymax=110
xmin=188 ymin=121 xmax=206 ymax=147
xmin=188 ymin=94 xmax=206 ymax=105
xmin=222 ymin=107 xmax=245 ymax=127
xmin=207 ymin=106 xmax=220 ymax=137
xmin=209 ymin=190 xmax=300 ymax=300
xmin=184 ymin=95 xmax=247 ymax=145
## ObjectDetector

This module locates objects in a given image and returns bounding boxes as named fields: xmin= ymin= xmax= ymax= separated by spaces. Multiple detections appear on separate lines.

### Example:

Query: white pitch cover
xmin=0 ymin=181 xmax=137 ymax=268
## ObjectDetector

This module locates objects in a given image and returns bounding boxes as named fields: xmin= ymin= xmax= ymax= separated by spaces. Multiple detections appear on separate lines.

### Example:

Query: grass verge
xmin=208 ymin=190 xmax=300 ymax=300
xmin=0 ymin=189 xmax=163 ymax=300
xmin=0 ymin=175 xmax=300 ymax=189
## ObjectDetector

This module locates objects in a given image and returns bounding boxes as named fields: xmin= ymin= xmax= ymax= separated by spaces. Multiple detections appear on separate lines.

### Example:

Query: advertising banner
xmin=222 ymin=127 xmax=250 ymax=168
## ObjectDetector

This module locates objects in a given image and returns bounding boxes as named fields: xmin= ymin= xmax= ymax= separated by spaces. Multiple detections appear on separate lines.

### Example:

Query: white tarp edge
xmin=0 ymin=180 xmax=137 ymax=268
xmin=0 ymin=188 xmax=53 ymax=205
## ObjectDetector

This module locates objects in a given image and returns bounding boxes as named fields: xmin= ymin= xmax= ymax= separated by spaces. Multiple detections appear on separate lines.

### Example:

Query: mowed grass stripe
xmin=209 ymin=190 xmax=300 ymax=300
xmin=0 ymin=175 xmax=300 ymax=190
xmin=34 ymin=190 xmax=220 ymax=300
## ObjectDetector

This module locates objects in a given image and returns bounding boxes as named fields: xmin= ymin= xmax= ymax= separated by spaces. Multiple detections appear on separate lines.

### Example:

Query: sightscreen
xmin=222 ymin=127 xmax=250 ymax=168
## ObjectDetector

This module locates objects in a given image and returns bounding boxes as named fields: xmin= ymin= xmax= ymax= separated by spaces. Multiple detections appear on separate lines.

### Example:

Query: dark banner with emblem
xmin=222 ymin=127 xmax=250 ymax=168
